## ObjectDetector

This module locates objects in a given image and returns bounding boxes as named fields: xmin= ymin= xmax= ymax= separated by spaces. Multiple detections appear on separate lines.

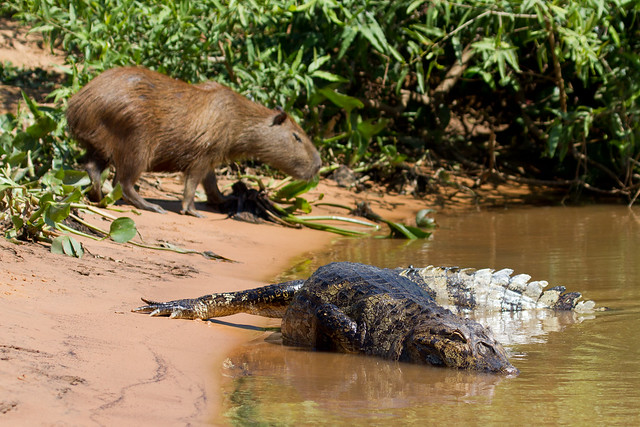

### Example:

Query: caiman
xmin=397 ymin=264 xmax=596 ymax=313
xmin=134 ymin=262 xmax=598 ymax=374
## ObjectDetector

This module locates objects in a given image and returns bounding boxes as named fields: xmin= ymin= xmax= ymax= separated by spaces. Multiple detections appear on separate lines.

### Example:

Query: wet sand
xmin=0 ymin=178 xmax=426 ymax=424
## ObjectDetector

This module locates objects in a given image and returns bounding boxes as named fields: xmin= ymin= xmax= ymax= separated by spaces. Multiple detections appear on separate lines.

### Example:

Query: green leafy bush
xmin=2 ymin=0 xmax=639 ymax=202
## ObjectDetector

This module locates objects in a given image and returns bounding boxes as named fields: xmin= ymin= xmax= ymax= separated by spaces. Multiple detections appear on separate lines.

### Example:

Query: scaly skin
xmin=279 ymin=263 xmax=518 ymax=373
xmin=138 ymin=262 xmax=589 ymax=374
xmin=397 ymin=265 xmax=596 ymax=312
xmin=137 ymin=280 xmax=303 ymax=319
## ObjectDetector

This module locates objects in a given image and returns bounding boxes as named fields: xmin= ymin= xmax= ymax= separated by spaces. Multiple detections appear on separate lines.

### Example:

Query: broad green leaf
xmin=246 ymin=37 xmax=256 ymax=62
xmin=32 ymin=193 xmax=54 ymax=220
xmin=275 ymin=176 xmax=319 ymax=200
xmin=497 ymin=54 xmax=507 ymax=80
xmin=0 ymin=182 xmax=14 ymax=193
xmin=415 ymin=61 xmax=425 ymax=94
xmin=338 ymin=27 xmax=358 ymax=59
xmin=359 ymin=25 xmax=385 ymax=54
xmin=11 ymin=215 xmax=24 ymax=231
xmin=99 ymin=183 xmax=123 ymax=207
xmin=386 ymin=220 xmax=432 ymax=239
xmin=28 ymin=24 xmax=55 ymax=34
xmin=109 ymin=217 xmax=137 ymax=243
xmin=51 ymin=235 xmax=84 ymax=258
xmin=387 ymin=44 xmax=405 ymax=63
xmin=504 ymin=49 xmax=521 ymax=73
xmin=21 ymin=92 xmax=42 ymax=119
xmin=395 ymin=67 xmax=409 ymax=94
xmin=547 ymin=123 xmax=563 ymax=157
xmin=50 ymin=236 xmax=65 ymax=255
xmin=452 ymin=36 xmax=462 ymax=63
xmin=318 ymin=87 xmax=364 ymax=114
xmin=26 ymin=115 xmax=56 ymax=138
xmin=415 ymin=209 xmax=436 ymax=228
xmin=237 ymin=5 xmax=247 ymax=27
xmin=291 ymin=46 xmax=304 ymax=72
xmin=293 ymin=197 xmax=312 ymax=214
xmin=407 ymin=0 xmax=427 ymax=14
xmin=308 ymin=54 xmax=331 ymax=73
xmin=606 ymin=23 xmax=620 ymax=46
xmin=386 ymin=221 xmax=418 ymax=239
xmin=402 ymin=225 xmax=432 ymax=239
xmin=323 ymin=6 xmax=343 ymax=26
xmin=288 ymin=0 xmax=316 ymax=12
xmin=45 ymin=202 xmax=71 ymax=225
xmin=357 ymin=118 xmax=388 ymax=142
xmin=311 ymin=70 xmax=348 ymax=83
xmin=66 ymin=236 xmax=84 ymax=257
xmin=61 ymin=188 xmax=84 ymax=204
xmin=61 ymin=170 xmax=92 ymax=187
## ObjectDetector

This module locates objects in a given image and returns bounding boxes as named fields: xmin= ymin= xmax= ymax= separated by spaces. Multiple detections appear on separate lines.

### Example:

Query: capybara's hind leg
xmin=115 ymin=159 xmax=167 ymax=214
xmin=119 ymin=179 xmax=167 ymax=214
xmin=82 ymin=146 xmax=109 ymax=202
xmin=203 ymin=171 xmax=225 ymax=206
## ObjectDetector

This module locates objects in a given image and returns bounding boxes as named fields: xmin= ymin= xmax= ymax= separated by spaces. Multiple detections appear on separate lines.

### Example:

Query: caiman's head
xmin=403 ymin=316 xmax=519 ymax=375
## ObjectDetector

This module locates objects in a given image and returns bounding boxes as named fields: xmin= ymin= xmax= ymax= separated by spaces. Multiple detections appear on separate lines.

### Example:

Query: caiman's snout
xmin=502 ymin=364 xmax=520 ymax=376
xmin=407 ymin=319 xmax=519 ymax=373
xmin=473 ymin=340 xmax=519 ymax=375
xmin=406 ymin=328 xmax=515 ymax=373
xmin=479 ymin=359 xmax=519 ymax=375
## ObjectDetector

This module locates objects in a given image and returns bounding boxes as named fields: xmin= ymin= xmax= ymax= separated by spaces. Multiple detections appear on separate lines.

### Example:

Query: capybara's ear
xmin=271 ymin=108 xmax=288 ymax=126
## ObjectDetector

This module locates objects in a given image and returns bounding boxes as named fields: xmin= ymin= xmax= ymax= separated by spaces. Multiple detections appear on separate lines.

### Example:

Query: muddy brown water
xmin=219 ymin=206 xmax=640 ymax=424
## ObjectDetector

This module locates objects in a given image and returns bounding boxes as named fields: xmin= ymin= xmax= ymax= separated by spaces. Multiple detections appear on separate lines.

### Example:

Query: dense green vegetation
xmin=1 ymin=0 xmax=639 ymax=248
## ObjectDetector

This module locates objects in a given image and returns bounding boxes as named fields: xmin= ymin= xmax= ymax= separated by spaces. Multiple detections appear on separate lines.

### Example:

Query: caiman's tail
xmin=397 ymin=266 xmax=598 ymax=312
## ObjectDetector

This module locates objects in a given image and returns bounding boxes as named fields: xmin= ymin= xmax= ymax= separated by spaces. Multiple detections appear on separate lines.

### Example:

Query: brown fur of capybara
xmin=66 ymin=67 xmax=321 ymax=216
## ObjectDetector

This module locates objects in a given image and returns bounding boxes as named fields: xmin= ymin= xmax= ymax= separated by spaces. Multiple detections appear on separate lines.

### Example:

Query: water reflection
xmin=221 ymin=205 xmax=640 ymax=424
xmin=222 ymin=336 xmax=507 ymax=423
xmin=463 ymin=309 xmax=595 ymax=346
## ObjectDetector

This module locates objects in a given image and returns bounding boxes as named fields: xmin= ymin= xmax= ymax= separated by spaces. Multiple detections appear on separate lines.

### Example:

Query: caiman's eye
xmin=293 ymin=132 xmax=302 ymax=143
xmin=449 ymin=330 xmax=467 ymax=343
xmin=476 ymin=342 xmax=495 ymax=355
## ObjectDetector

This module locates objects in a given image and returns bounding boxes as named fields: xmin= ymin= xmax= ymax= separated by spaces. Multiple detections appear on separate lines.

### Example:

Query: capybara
xmin=66 ymin=67 xmax=322 ymax=216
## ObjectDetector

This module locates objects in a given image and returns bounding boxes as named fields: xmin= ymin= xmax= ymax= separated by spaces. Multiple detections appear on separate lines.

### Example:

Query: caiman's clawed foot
xmin=132 ymin=297 xmax=203 ymax=319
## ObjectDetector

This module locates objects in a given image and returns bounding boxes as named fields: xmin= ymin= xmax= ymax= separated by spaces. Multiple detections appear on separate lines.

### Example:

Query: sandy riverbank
xmin=0 ymin=177 xmax=434 ymax=425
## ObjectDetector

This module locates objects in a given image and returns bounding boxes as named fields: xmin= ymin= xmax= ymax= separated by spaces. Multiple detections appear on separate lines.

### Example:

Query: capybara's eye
xmin=293 ymin=133 xmax=302 ymax=143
